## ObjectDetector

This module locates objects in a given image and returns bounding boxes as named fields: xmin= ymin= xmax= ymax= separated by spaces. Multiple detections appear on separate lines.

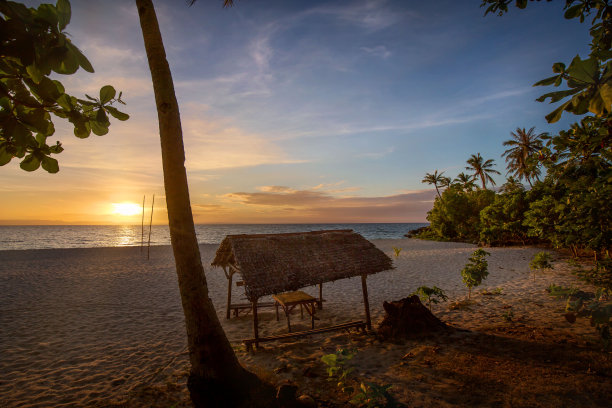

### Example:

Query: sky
xmin=0 ymin=0 xmax=592 ymax=225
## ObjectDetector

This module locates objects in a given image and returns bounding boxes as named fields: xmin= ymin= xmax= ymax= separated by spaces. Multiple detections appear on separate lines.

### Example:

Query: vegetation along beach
xmin=1 ymin=0 xmax=611 ymax=407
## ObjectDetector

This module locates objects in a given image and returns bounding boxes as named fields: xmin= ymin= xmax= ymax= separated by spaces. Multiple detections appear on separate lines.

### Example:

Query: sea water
xmin=0 ymin=223 xmax=427 ymax=250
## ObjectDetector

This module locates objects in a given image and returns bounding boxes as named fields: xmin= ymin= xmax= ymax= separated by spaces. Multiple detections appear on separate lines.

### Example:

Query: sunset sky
xmin=1 ymin=0 xmax=590 ymax=225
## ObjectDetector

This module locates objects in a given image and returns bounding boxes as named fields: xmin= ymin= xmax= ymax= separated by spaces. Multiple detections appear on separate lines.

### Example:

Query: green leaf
xmin=0 ymin=145 xmax=13 ymax=166
xmin=599 ymin=82 xmax=612 ymax=112
xmin=26 ymin=64 xmax=43 ymax=84
xmin=41 ymin=155 xmax=59 ymax=173
xmin=19 ymin=154 xmax=41 ymax=171
xmin=567 ymin=55 xmax=598 ymax=84
xmin=105 ymin=105 xmax=130 ymax=121
xmin=56 ymin=0 xmax=71 ymax=31
xmin=96 ymin=108 xmax=109 ymax=125
xmin=534 ymin=75 xmax=560 ymax=87
xmin=90 ymin=119 xmax=109 ymax=136
xmin=588 ymin=92 xmax=607 ymax=116
xmin=99 ymin=85 xmax=116 ymax=104
xmin=536 ymin=88 xmax=580 ymax=103
xmin=545 ymin=100 xmax=572 ymax=123
xmin=66 ymin=42 xmax=94 ymax=73
xmin=564 ymin=4 xmax=583 ymax=19
xmin=552 ymin=62 xmax=566 ymax=74
xmin=35 ymin=4 xmax=59 ymax=28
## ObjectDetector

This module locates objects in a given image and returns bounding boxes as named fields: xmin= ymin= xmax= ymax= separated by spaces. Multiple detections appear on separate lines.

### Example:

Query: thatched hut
xmin=211 ymin=229 xmax=394 ymax=345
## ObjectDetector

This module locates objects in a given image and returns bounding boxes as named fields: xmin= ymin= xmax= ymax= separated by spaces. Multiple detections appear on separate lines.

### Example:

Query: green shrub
xmin=461 ymin=249 xmax=490 ymax=299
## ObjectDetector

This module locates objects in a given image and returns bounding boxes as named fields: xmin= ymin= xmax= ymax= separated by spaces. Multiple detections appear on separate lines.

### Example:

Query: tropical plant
xmin=480 ymin=180 xmax=530 ymax=245
xmin=482 ymin=0 xmax=612 ymax=123
xmin=321 ymin=349 xmax=396 ymax=408
xmin=461 ymin=249 xmax=491 ymax=299
xmin=392 ymin=247 xmax=402 ymax=258
xmin=0 ymin=0 xmax=128 ymax=172
xmin=452 ymin=172 xmax=477 ymax=191
xmin=413 ymin=286 xmax=448 ymax=310
xmin=422 ymin=170 xmax=451 ymax=198
xmin=135 ymin=1 xmax=275 ymax=406
xmin=466 ymin=153 xmax=501 ymax=189
xmin=529 ymin=251 xmax=554 ymax=281
xmin=502 ymin=127 xmax=545 ymax=187
xmin=424 ymin=186 xmax=495 ymax=242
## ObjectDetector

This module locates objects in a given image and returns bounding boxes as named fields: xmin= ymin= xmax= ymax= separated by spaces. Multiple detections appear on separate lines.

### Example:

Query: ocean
xmin=0 ymin=223 xmax=427 ymax=251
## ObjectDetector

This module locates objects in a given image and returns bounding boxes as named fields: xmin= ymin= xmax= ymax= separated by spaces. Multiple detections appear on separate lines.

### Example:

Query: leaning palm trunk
xmin=135 ymin=1 xmax=273 ymax=406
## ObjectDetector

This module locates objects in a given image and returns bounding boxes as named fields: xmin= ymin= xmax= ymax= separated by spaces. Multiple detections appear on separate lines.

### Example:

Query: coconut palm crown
xmin=422 ymin=170 xmax=451 ymax=198
xmin=466 ymin=153 xmax=501 ymax=189
xmin=502 ymin=127 xmax=545 ymax=187
xmin=453 ymin=172 xmax=477 ymax=191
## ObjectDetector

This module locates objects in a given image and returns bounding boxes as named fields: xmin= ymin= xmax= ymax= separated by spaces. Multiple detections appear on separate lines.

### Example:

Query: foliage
xmin=321 ymin=348 xmax=356 ymax=394
xmin=461 ymin=249 xmax=491 ymax=299
xmin=0 ymin=0 xmax=128 ymax=172
xmin=466 ymin=153 xmax=501 ymax=189
xmin=546 ymin=283 xmax=581 ymax=299
xmin=425 ymin=186 xmax=495 ymax=242
xmin=575 ymin=256 xmax=612 ymax=290
xmin=412 ymin=286 xmax=448 ymax=310
xmin=452 ymin=172 xmax=477 ymax=191
xmin=480 ymin=180 xmax=530 ymax=245
xmin=481 ymin=287 xmax=503 ymax=295
xmin=422 ymin=170 xmax=451 ymax=198
xmin=321 ymin=349 xmax=397 ymax=408
xmin=529 ymin=251 xmax=554 ymax=281
xmin=564 ymin=293 xmax=612 ymax=349
xmin=501 ymin=310 xmax=514 ymax=322
xmin=392 ymin=247 xmax=402 ymax=258
xmin=502 ymin=127 xmax=545 ymax=186
xmin=482 ymin=0 xmax=612 ymax=123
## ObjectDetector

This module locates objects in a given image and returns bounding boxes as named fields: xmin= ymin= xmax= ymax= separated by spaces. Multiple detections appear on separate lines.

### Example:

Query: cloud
xmin=181 ymin=114 xmax=306 ymax=170
xmin=220 ymin=186 xmax=436 ymax=222
xmin=310 ymin=0 xmax=409 ymax=31
xmin=361 ymin=45 xmax=392 ymax=59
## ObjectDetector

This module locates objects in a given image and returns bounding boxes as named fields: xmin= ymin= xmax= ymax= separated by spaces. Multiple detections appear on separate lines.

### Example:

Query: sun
xmin=111 ymin=202 xmax=142 ymax=216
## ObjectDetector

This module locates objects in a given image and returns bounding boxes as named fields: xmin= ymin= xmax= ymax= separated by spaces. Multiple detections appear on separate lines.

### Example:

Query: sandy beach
xmin=1 ymin=238 xmax=609 ymax=407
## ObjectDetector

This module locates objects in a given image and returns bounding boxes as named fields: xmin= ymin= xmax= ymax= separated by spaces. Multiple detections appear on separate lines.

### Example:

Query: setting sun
xmin=111 ymin=203 xmax=142 ymax=217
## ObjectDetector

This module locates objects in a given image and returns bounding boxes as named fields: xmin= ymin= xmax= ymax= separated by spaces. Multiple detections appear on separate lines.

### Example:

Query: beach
xmin=1 ymin=238 xmax=609 ymax=407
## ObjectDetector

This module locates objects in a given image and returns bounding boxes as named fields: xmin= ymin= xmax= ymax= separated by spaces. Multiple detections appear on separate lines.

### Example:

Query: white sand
xmin=0 ymin=239 xmax=594 ymax=407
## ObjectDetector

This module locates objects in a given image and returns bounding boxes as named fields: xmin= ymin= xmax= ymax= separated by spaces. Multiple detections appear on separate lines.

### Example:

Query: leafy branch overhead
xmin=482 ymin=0 xmax=612 ymax=122
xmin=0 ymin=0 xmax=128 ymax=173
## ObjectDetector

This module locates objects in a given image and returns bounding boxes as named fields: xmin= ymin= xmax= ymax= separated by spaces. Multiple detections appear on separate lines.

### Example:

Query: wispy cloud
xmin=361 ymin=45 xmax=391 ymax=59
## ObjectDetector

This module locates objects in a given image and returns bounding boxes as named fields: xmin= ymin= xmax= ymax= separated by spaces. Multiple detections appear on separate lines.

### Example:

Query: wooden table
xmin=272 ymin=290 xmax=318 ymax=332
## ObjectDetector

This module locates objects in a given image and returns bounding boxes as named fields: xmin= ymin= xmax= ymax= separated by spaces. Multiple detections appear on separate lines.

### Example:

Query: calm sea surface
xmin=0 ymin=223 xmax=427 ymax=251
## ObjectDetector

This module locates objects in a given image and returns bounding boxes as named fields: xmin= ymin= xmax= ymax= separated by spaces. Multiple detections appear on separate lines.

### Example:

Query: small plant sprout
xmin=413 ymin=286 xmax=448 ymax=311
xmin=392 ymin=247 xmax=402 ymax=258
xmin=461 ymin=249 xmax=491 ymax=299
xmin=321 ymin=349 xmax=355 ymax=394
xmin=529 ymin=252 xmax=554 ymax=281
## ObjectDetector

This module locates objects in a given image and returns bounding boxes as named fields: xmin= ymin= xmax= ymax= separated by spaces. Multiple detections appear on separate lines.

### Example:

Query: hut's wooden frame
xmin=211 ymin=230 xmax=394 ymax=347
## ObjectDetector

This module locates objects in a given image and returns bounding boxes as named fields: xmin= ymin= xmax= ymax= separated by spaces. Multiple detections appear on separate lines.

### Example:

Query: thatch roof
xmin=211 ymin=229 xmax=394 ymax=301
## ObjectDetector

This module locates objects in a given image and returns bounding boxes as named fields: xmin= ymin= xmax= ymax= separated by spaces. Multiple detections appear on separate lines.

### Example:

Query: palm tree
xmin=466 ymin=153 xmax=501 ymax=189
xmin=453 ymin=172 xmax=477 ymax=191
xmin=135 ymin=1 xmax=274 ymax=406
xmin=422 ymin=170 xmax=451 ymax=198
xmin=502 ymin=127 xmax=545 ymax=187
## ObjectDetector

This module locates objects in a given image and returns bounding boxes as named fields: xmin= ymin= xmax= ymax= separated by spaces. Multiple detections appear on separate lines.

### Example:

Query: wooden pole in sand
xmin=252 ymin=298 xmax=259 ymax=348
xmin=361 ymin=274 xmax=372 ymax=330
xmin=147 ymin=194 xmax=155 ymax=260
xmin=225 ymin=267 xmax=234 ymax=320
xmin=140 ymin=195 xmax=145 ymax=252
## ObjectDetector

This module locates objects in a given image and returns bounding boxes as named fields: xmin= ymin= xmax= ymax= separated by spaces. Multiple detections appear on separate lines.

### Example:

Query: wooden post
xmin=318 ymin=283 xmax=323 ymax=310
xmin=252 ymin=299 xmax=259 ymax=348
xmin=225 ymin=267 xmax=234 ymax=320
xmin=361 ymin=274 xmax=371 ymax=330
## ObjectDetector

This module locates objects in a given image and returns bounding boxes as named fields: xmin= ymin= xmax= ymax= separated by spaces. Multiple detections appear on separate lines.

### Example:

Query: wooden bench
xmin=229 ymin=301 xmax=275 ymax=317
xmin=243 ymin=320 xmax=367 ymax=352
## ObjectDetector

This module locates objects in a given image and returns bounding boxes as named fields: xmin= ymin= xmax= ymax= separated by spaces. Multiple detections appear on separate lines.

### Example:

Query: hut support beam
xmin=224 ymin=267 xmax=235 ymax=320
xmin=252 ymin=299 xmax=259 ymax=347
xmin=318 ymin=283 xmax=323 ymax=310
xmin=361 ymin=274 xmax=371 ymax=330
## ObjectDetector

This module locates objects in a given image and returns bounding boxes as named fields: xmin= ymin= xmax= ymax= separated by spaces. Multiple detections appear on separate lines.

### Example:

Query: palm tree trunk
xmin=480 ymin=174 xmax=486 ymax=189
xmin=435 ymin=185 xmax=440 ymax=198
xmin=135 ymin=1 xmax=273 ymax=406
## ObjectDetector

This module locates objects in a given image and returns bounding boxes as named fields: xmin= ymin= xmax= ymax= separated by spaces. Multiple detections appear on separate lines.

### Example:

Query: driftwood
xmin=377 ymin=295 xmax=447 ymax=339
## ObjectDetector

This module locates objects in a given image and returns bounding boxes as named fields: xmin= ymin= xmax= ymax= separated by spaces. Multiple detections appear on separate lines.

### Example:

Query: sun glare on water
xmin=111 ymin=202 xmax=142 ymax=216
